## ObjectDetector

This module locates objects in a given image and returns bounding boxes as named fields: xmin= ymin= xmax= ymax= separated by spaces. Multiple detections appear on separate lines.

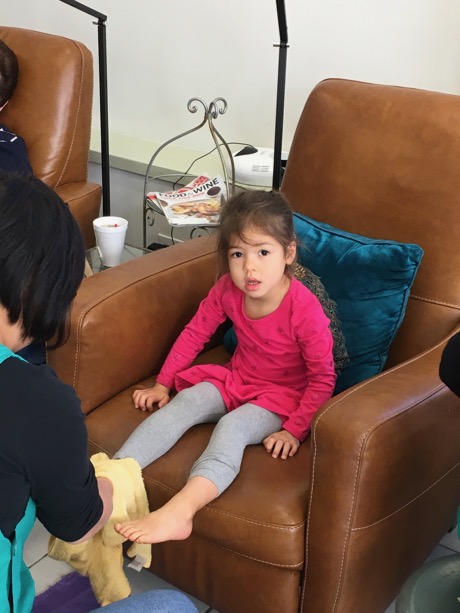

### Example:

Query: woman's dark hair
xmin=217 ymin=190 xmax=296 ymax=275
xmin=0 ymin=173 xmax=85 ymax=348
xmin=0 ymin=40 xmax=18 ymax=107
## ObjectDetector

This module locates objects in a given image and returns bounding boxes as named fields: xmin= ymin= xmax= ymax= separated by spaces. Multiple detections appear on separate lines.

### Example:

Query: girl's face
xmin=227 ymin=226 xmax=296 ymax=306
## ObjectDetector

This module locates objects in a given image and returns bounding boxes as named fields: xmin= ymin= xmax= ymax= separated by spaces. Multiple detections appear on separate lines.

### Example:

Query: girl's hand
xmin=133 ymin=383 xmax=171 ymax=411
xmin=263 ymin=429 xmax=300 ymax=459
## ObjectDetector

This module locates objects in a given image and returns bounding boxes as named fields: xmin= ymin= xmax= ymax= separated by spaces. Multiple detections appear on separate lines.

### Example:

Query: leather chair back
xmin=282 ymin=79 xmax=460 ymax=365
xmin=0 ymin=25 xmax=94 ymax=188
xmin=0 ymin=26 xmax=101 ymax=247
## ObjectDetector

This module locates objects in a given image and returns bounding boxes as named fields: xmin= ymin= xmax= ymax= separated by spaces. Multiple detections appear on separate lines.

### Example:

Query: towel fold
xmin=48 ymin=453 xmax=152 ymax=606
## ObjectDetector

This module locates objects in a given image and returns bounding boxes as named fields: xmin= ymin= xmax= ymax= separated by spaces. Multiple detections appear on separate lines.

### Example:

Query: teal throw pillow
xmin=293 ymin=212 xmax=423 ymax=393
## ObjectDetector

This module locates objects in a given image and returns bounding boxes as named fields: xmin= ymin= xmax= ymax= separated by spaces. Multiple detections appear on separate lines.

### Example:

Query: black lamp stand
xmin=60 ymin=0 xmax=111 ymax=216
xmin=272 ymin=0 xmax=289 ymax=191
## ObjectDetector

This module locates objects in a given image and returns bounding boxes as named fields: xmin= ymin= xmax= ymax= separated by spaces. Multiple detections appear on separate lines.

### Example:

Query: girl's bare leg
xmin=115 ymin=476 xmax=218 ymax=544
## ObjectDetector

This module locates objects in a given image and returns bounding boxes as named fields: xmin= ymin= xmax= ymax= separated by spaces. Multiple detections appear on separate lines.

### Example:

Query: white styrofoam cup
xmin=93 ymin=216 xmax=128 ymax=267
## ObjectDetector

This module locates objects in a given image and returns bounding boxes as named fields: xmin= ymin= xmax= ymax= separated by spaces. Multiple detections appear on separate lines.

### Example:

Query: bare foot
xmin=115 ymin=499 xmax=193 ymax=544
xmin=115 ymin=476 xmax=219 ymax=544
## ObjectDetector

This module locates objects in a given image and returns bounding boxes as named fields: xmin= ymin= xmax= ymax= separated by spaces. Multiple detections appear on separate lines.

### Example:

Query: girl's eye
xmin=230 ymin=251 xmax=243 ymax=258
xmin=260 ymin=250 xmax=270 ymax=256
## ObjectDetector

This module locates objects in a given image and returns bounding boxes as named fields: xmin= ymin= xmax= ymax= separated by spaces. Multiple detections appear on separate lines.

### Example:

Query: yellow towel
xmin=48 ymin=453 xmax=152 ymax=606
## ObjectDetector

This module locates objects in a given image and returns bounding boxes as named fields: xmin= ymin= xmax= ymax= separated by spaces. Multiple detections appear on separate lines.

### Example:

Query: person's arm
xmin=25 ymin=370 xmax=112 ymax=542
xmin=155 ymin=276 xmax=229 ymax=389
xmin=132 ymin=277 xmax=230 ymax=411
xmin=70 ymin=477 xmax=113 ymax=543
xmin=439 ymin=331 xmax=460 ymax=397
xmin=281 ymin=298 xmax=336 ymax=442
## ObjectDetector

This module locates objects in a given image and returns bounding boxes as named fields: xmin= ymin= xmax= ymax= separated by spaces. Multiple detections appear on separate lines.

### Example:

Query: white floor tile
xmin=425 ymin=543 xmax=457 ymax=562
xmin=24 ymin=520 xmax=50 ymax=568
xmin=440 ymin=528 xmax=460 ymax=553
xmin=29 ymin=555 xmax=73 ymax=595
xmin=384 ymin=601 xmax=396 ymax=613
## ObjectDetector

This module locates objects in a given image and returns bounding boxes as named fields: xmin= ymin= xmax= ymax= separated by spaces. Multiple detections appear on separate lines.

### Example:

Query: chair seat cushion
xmin=293 ymin=213 xmax=424 ymax=393
xmin=85 ymin=347 xmax=311 ymax=568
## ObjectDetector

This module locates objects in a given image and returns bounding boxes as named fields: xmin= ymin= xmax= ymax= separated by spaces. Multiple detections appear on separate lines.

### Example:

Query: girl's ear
xmin=286 ymin=241 xmax=296 ymax=265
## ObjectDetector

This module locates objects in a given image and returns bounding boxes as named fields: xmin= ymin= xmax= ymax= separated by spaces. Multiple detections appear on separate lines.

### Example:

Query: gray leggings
xmin=114 ymin=382 xmax=282 ymax=494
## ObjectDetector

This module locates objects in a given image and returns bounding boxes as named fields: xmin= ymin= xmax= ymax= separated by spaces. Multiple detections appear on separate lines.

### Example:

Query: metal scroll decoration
xmin=143 ymin=98 xmax=235 ymax=247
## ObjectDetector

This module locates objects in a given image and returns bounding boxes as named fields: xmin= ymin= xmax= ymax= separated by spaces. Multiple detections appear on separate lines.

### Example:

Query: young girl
xmin=115 ymin=190 xmax=336 ymax=544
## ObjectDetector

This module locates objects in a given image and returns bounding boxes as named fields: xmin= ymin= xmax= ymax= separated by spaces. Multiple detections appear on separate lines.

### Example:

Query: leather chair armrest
xmin=54 ymin=182 xmax=102 ymax=248
xmin=302 ymin=336 xmax=460 ymax=612
xmin=48 ymin=236 xmax=218 ymax=414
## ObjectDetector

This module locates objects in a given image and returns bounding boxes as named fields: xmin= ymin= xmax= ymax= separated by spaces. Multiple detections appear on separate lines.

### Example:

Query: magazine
xmin=147 ymin=175 xmax=227 ymax=226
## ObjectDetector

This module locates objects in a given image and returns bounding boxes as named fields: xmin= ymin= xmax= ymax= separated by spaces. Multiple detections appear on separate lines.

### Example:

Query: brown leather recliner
xmin=0 ymin=26 xmax=101 ymax=247
xmin=48 ymin=79 xmax=460 ymax=613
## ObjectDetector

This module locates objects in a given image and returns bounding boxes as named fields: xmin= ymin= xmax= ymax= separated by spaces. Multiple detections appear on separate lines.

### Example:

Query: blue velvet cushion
xmin=222 ymin=213 xmax=423 ymax=395
xmin=292 ymin=213 xmax=423 ymax=393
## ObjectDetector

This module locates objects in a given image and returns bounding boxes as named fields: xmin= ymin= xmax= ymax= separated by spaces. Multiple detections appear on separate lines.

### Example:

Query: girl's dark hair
xmin=0 ymin=40 xmax=18 ymax=107
xmin=217 ymin=190 xmax=296 ymax=274
xmin=0 ymin=173 xmax=85 ymax=348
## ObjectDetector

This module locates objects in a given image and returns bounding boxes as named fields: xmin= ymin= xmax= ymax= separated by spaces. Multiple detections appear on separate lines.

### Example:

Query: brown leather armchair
xmin=0 ymin=26 xmax=101 ymax=247
xmin=49 ymin=79 xmax=460 ymax=613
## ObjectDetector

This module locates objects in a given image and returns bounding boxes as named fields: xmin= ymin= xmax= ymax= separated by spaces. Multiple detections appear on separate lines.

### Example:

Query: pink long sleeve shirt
xmin=157 ymin=274 xmax=336 ymax=441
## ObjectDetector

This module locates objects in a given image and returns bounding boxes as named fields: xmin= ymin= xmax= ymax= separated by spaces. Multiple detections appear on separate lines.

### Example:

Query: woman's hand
xmin=133 ymin=383 xmax=171 ymax=411
xmin=263 ymin=429 xmax=300 ymax=459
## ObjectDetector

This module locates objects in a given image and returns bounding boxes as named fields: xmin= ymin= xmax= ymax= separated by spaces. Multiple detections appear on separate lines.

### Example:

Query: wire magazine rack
xmin=143 ymin=97 xmax=236 ymax=247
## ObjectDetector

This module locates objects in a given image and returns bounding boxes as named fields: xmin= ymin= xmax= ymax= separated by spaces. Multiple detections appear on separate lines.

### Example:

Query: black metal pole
xmin=59 ymin=0 xmax=111 ymax=215
xmin=59 ymin=0 xmax=105 ymax=21
xmin=97 ymin=18 xmax=110 ymax=215
xmin=272 ymin=0 xmax=289 ymax=191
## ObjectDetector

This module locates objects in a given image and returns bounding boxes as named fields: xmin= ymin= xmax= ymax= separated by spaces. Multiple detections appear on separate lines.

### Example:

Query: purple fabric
xmin=33 ymin=571 xmax=99 ymax=613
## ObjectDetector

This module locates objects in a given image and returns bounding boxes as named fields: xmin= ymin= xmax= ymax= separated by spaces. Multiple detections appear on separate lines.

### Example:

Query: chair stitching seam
xmin=143 ymin=475 xmax=303 ymax=531
xmin=352 ymin=460 xmax=460 ymax=531
xmin=56 ymin=41 xmax=85 ymax=188
xmin=204 ymin=506 xmax=304 ymax=531
xmin=331 ymin=432 xmax=363 ymax=612
xmin=73 ymin=308 xmax=85 ymax=389
xmin=410 ymin=294 xmax=460 ymax=309
xmin=210 ymin=541 xmax=303 ymax=569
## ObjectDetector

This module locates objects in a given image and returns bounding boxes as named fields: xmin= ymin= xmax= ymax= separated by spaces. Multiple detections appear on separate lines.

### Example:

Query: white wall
xmin=3 ymin=0 xmax=460 ymax=156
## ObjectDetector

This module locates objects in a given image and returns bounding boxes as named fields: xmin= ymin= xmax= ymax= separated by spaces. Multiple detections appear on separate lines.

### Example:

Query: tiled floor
xmin=26 ymin=520 xmax=460 ymax=613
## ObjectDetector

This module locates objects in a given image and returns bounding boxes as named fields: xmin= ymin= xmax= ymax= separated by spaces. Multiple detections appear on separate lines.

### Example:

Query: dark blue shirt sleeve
xmin=0 ymin=359 xmax=102 ymax=542
xmin=0 ymin=124 xmax=33 ymax=175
